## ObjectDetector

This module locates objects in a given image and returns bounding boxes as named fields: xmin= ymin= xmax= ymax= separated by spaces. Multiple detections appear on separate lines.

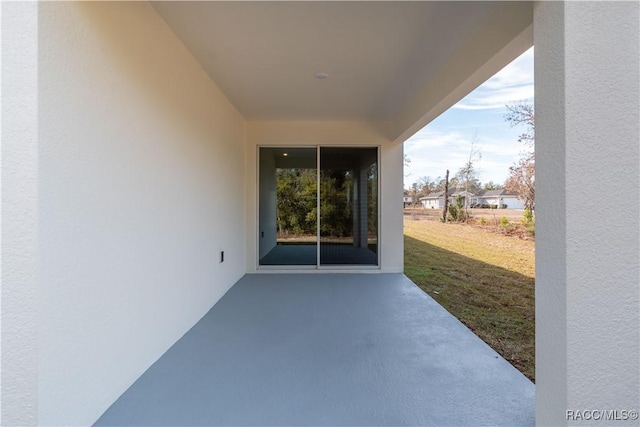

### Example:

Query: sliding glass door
xmin=258 ymin=147 xmax=317 ymax=266
xmin=258 ymin=147 xmax=378 ymax=268
xmin=319 ymin=148 xmax=378 ymax=265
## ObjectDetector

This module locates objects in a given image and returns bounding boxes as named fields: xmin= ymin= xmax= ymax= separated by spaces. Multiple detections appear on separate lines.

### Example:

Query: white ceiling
xmin=151 ymin=1 xmax=529 ymax=122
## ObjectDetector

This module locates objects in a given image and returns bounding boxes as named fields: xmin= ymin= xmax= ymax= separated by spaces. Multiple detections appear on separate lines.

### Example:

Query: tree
xmin=435 ymin=175 xmax=456 ymax=192
xmin=454 ymin=163 xmax=481 ymax=194
xmin=403 ymin=154 xmax=411 ymax=179
xmin=414 ymin=176 xmax=437 ymax=200
xmin=505 ymin=102 xmax=534 ymax=147
xmin=447 ymin=195 xmax=468 ymax=223
xmin=276 ymin=168 xmax=317 ymax=235
xmin=442 ymin=169 xmax=450 ymax=222
xmin=504 ymin=102 xmax=535 ymax=212
xmin=505 ymin=154 xmax=535 ymax=212
xmin=409 ymin=182 xmax=419 ymax=207
xmin=483 ymin=181 xmax=502 ymax=191
xmin=408 ymin=176 xmax=440 ymax=206
xmin=423 ymin=176 xmax=440 ymax=194
xmin=454 ymin=134 xmax=482 ymax=215
xmin=427 ymin=176 xmax=442 ymax=194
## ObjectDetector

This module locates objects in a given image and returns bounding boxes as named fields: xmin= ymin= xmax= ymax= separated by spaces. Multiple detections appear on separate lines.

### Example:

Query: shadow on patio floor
xmin=404 ymin=235 xmax=535 ymax=381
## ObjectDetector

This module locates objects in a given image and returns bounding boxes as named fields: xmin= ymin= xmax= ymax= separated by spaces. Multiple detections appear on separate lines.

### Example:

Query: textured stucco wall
xmin=36 ymin=2 xmax=246 ymax=425
xmin=245 ymin=121 xmax=403 ymax=273
xmin=1 ymin=2 xmax=39 ymax=425
xmin=535 ymin=2 xmax=640 ymax=425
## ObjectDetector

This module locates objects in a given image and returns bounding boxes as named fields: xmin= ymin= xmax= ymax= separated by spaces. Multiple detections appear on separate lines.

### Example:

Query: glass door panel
xmin=319 ymin=147 xmax=378 ymax=266
xmin=258 ymin=147 xmax=317 ymax=266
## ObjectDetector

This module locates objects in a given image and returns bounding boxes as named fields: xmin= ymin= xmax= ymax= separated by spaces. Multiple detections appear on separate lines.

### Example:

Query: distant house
xmin=470 ymin=189 xmax=525 ymax=210
xmin=403 ymin=193 xmax=414 ymax=207
xmin=420 ymin=188 xmax=525 ymax=210
xmin=419 ymin=189 xmax=468 ymax=209
xmin=420 ymin=190 xmax=447 ymax=209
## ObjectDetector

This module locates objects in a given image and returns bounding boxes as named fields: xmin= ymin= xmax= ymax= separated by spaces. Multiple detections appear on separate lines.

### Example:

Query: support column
xmin=535 ymin=2 xmax=639 ymax=425
xmin=1 ymin=2 xmax=39 ymax=425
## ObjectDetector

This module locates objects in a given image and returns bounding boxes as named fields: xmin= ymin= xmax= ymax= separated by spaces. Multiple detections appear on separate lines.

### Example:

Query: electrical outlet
xmin=220 ymin=251 xmax=224 ymax=263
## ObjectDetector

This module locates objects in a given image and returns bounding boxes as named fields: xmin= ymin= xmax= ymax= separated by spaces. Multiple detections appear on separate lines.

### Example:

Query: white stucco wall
xmin=535 ymin=2 xmax=640 ymax=425
xmin=246 ymin=121 xmax=403 ymax=273
xmin=35 ymin=2 xmax=246 ymax=425
xmin=1 ymin=3 xmax=39 ymax=425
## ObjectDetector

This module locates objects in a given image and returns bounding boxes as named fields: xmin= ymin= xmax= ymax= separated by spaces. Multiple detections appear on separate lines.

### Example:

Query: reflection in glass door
xmin=258 ymin=146 xmax=378 ymax=267
xmin=258 ymin=147 xmax=317 ymax=266
xmin=319 ymin=148 xmax=378 ymax=266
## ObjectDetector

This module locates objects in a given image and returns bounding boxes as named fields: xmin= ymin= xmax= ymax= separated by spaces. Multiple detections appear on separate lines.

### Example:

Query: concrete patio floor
xmin=95 ymin=274 xmax=534 ymax=426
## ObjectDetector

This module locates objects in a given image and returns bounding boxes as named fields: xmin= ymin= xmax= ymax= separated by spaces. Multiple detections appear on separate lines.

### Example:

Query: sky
xmin=403 ymin=47 xmax=534 ymax=189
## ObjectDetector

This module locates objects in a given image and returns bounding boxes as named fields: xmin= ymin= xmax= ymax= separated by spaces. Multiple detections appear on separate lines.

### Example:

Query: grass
xmin=404 ymin=218 xmax=535 ymax=381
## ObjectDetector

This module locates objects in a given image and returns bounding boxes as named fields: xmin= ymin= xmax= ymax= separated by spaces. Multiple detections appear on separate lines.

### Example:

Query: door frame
xmin=256 ymin=145 xmax=381 ymax=271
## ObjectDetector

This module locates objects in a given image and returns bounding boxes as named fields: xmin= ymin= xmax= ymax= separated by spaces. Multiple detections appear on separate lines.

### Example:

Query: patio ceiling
xmin=151 ymin=1 xmax=533 ymax=133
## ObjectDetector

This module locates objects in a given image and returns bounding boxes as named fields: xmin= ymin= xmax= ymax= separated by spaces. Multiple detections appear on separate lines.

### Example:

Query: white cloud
xmin=453 ymin=86 xmax=534 ymax=110
xmin=405 ymin=129 xmax=482 ymax=183
xmin=453 ymin=47 xmax=534 ymax=111
xmin=404 ymin=129 xmax=524 ymax=187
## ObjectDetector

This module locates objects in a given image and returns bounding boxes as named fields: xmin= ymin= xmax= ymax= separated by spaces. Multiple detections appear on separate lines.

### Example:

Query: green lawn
xmin=404 ymin=218 xmax=535 ymax=381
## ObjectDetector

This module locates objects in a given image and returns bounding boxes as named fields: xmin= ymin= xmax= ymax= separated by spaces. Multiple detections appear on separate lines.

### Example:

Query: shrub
xmin=479 ymin=217 xmax=487 ymax=226
xmin=527 ymin=223 xmax=535 ymax=237
xmin=448 ymin=203 xmax=460 ymax=222
xmin=499 ymin=216 xmax=510 ymax=229
xmin=447 ymin=195 xmax=468 ymax=222
xmin=522 ymin=209 xmax=534 ymax=225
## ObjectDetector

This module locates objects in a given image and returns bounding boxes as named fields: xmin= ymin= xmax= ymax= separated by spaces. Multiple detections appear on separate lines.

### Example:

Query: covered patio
xmin=96 ymin=274 xmax=533 ymax=426
xmin=2 ymin=2 xmax=638 ymax=426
